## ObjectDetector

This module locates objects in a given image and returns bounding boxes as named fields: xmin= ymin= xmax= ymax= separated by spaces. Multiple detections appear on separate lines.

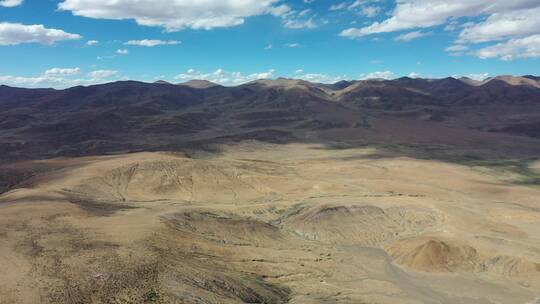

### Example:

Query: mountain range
xmin=1 ymin=75 xmax=540 ymax=162
xmin=1 ymin=75 xmax=540 ymax=304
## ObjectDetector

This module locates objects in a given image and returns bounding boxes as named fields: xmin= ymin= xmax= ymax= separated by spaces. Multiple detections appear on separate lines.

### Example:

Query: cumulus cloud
xmin=0 ymin=0 xmax=22 ymax=7
xmin=268 ymin=4 xmax=292 ymax=17
xmin=0 ymin=75 xmax=64 ymax=87
xmin=283 ymin=18 xmax=316 ymax=29
xmin=361 ymin=71 xmax=395 ymax=80
xmin=58 ymin=0 xmax=284 ymax=31
xmin=174 ymin=68 xmax=275 ymax=86
xmin=330 ymin=3 xmax=348 ymax=11
xmin=0 ymin=68 xmax=122 ymax=89
xmin=330 ymin=1 xmax=381 ymax=17
xmin=125 ymin=39 xmax=181 ymax=47
xmin=445 ymin=44 xmax=469 ymax=56
xmin=347 ymin=1 xmax=361 ymax=10
xmin=467 ymin=73 xmax=490 ymax=81
xmin=294 ymin=72 xmax=348 ymax=83
xmin=453 ymin=73 xmax=490 ymax=81
xmin=395 ymin=31 xmax=431 ymax=41
xmin=339 ymin=0 xmax=540 ymax=60
xmin=0 ymin=22 xmax=81 ymax=45
xmin=299 ymin=9 xmax=312 ymax=17
xmin=86 ymin=40 xmax=98 ymax=46
xmin=285 ymin=42 xmax=300 ymax=48
xmin=275 ymin=4 xmax=318 ymax=30
xmin=476 ymin=35 xmax=540 ymax=61
xmin=88 ymin=70 xmax=119 ymax=79
xmin=446 ymin=45 xmax=468 ymax=52
xmin=44 ymin=67 xmax=81 ymax=76
xmin=340 ymin=0 xmax=540 ymax=38
xmin=360 ymin=6 xmax=381 ymax=18
xmin=116 ymin=49 xmax=128 ymax=55
xmin=458 ymin=7 xmax=540 ymax=43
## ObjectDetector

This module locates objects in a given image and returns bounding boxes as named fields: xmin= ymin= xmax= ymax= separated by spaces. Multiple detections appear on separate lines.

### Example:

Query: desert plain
xmin=1 ymin=141 xmax=539 ymax=304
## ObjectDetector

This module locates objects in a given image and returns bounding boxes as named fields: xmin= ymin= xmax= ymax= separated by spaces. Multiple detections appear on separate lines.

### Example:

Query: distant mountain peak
xmin=248 ymin=78 xmax=311 ymax=88
xmin=486 ymin=75 xmax=540 ymax=89
xmin=458 ymin=77 xmax=482 ymax=86
xmin=180 ymin=79 xmax=220 ymax=89
xmin=154 ymin=80 xmax=172 ymax=85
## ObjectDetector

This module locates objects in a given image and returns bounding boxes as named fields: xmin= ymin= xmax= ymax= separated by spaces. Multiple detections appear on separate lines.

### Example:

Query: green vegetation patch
xmin=462 ymin=158 xmax=540 ymax=186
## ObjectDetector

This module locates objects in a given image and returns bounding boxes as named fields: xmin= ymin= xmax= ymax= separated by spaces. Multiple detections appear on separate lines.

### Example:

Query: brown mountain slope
xmin=180 ymin=79 xmax=220 ymax=89
xmin=0 ymin=76 xmax=539 ymax=163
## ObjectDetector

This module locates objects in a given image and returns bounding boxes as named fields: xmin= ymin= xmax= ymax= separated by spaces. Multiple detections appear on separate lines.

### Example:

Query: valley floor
xmin=0 ymin=142 xmax=539 ymax=304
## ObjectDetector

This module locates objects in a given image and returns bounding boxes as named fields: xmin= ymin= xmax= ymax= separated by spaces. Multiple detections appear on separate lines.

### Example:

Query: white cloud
xmin=88 ymin=70 xmax=119 ymax=79
xmin=338 ymin=0 xmax=540 ymax=61
xmin=361 ymin=71 xmax=395 ymax=80
xmin=275 ymin=5 xmax=318 ymax=30
xmin=458 ymin=7 xmax=540 ymax=43
xmin=264 ymin=44 xmax=273 ymax=50
xmin=44 ymin=67 xmax=81 ymax=76
xmin=468 ymin=73 xmax=490 ymax=81
xmin=361 ymin=6 xmax=381 ymax=18
xmin=268 ymin=4 xmax=292 ymax=17
xmin=340 ymin=0 xmax=540 ymax=38
xmin=0 ymin=0 xmax=22 ymax=7
xmin=283 ymin=18 xmax=316 ymax=29
xmin=453 ymin=73 xmax=490 ymax=81
xmin=0 ymin=75 xmax=64 ymax=87
xmin=0 ymin=22 xmax=81 ymax=45
xmin=299 ymin=9 xmax=312 ymax=17
xmin=444 ymin=21 xmax=461 ymax=32
xmin=445 ymin=44 xmax=468 ymax=52
xmin=395 ymin=31 xmax=431 ymax=41
xmin=330 ymin=3 xmax=348 ymax=11
xmin=408 ymin=72 xmax=421 ymax=78
xmin=174 ymin=68 xmax=275 ymax=86
xmin=125 ymin=39 xmax=181 ymax=47
xmin=330 ymin=0 xmax=381 ymax=17
xmin=285 ymin=42 xmax=300 ymax=48
xmin=348 ymin=0 xmax=363 ymax=10
xmin=86 ymin=40 xmax=98 ymax=46
xmin=476 ymin=34 xmax=540 ymax=60
xmin=295 ymin=73 xmax=348 ymax=83
xmin=116 ymin=49 xmax=129 ymax=55
xmin=58 ymin=0 xmax=284 ymax=31
xmin=0 ymin=68 xmax=122 ymax=89
xmin=445 ymin=44 xmax=469 ymax=56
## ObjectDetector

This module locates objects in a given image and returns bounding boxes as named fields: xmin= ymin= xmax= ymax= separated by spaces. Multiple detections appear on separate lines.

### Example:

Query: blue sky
xmin=0 ymin=0 xmax=539 ymax=88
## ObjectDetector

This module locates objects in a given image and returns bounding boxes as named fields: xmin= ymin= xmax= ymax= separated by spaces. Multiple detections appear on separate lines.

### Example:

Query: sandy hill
xmin=0 ymin=143 xmax=539 ymax=303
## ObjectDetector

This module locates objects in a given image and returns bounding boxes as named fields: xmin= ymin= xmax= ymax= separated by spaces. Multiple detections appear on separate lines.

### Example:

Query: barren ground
xmin=0 ymin=142 xmax=539 ymax=304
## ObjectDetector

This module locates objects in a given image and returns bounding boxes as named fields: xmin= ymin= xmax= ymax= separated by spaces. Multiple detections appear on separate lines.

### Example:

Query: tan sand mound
xmin=386 ymin=238 xmax=479 ymax=272
xmin=164 ymin=211 xmax=287 ymax=246
xmin=2 ymin=146 xmax=540 ymax=304
xmin=65 ymin=158 xmax=283 ymax=204
xmin=279 ymin=204 xmax=441 ymax=246
xmin=482 ymin=256 xmax=540 ymax=279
